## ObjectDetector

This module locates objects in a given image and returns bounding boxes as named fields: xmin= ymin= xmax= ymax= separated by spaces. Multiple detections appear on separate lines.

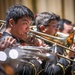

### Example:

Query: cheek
xmin=51 ymin=28 xmax=57 ymax=34
xmin=19 ymin=26 xmax=25 ymax=31
xmin=48 ymin=27 xmax=52 ymax=32
xmin=16 ymin=26 xmax=24 ymax=34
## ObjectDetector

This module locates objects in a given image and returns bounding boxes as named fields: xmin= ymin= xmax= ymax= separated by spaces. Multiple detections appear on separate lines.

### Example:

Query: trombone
xmin=29 ymin=30 xmax=75 ymax=53
xmin=0 ymin=20 xmax=75 ymax=62
xmin=24 ymin=30 xmax=75 ymax=62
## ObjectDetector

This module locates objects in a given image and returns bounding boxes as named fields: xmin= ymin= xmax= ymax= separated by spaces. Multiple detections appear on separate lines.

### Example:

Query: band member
xmin=35 ymin=12 xmax=65 ymax=55
xmin=0 ymin=4 xmax=42 ymax=75
xmin=1 ymin=5 xmax=34 ymax=43
xmin=35 ymin=12 xmax=75 ymax=75
xmin=57 ymin=19 xmax=74 ymax=35
xmin=57 ymin=19 xmax=75 ymax=75
xmin=17 ymin=59 xmax=42 ymax=75
xmin=0 ymin=5 xmax=75 ymax=75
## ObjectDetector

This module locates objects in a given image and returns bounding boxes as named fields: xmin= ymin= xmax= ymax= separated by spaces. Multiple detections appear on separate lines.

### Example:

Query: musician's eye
xmin=52 ymin=25 xmax=58 ymax=28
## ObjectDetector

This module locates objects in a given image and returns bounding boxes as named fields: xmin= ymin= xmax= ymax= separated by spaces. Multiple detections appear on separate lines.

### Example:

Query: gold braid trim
xmin=37 ymin=69 xmax=44 ymax=75
xmin=57 ymin=63 xmax=65 ymax=74
xmin=71 ymin=70 xmax=73 ymax=75
xmin=28 ymin=62 xmax=37 ymax=75
xmin=71 ymin=70 xmax=75 ymax=75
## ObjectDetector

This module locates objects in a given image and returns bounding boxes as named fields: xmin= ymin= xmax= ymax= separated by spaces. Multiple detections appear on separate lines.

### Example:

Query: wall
xmin=0 ymin=0 xmax=75 ymax=23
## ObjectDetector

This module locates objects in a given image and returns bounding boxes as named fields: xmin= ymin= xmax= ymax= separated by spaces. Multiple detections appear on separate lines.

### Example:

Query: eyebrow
xmin=23 ymin=19 xmax=29 ymax=22
xmin=23 ymin=19 xmax=32 ymax=24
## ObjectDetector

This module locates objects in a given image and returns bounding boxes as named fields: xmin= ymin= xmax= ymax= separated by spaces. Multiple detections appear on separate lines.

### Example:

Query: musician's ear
xmin=39 ymin=25 xmax=45 ymax=32
xmin=9 ymin=18 xmax=15 ymax=27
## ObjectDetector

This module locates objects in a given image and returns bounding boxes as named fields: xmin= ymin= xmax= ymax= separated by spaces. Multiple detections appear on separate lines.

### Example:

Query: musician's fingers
xmin=7 ymin=36 xmax=16 ymax=44
xmin=68 ymin=47 xmax=75 ymax=58
xmin=5 ymin=36 xmax=17 ymax=47
xmin=0 ymin=36 xmax=16 ymax=50
xmin=0 ymin=40 xmax=6 ymax=51
xmin=68 ymin=52 xmax=75 ymax=58
xmin=71 ymin=43 xmax=75 ymax=50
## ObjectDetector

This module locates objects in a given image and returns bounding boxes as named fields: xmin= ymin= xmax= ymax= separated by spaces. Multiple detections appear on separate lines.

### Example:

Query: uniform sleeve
xmin=29 ymin=59 xmax=42 ymax=73
xmin=0 ymin=65 xmax=7 ymax=75
xmin=72 ymin=62 xmax=75 ymax=74
xmin=17 ymin=62 xmax=35 ymax=75
xmin=44 ymin=58 xmax=70 ymax=75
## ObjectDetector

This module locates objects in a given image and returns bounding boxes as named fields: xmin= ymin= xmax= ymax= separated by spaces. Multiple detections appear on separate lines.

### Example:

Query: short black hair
xmin=58 ymin=19 xmax=72 ymax=32
xmin=6 ymin=4 xmax=34 ymax=28
xmin=35 ymin=12 xmax=60 ymax=31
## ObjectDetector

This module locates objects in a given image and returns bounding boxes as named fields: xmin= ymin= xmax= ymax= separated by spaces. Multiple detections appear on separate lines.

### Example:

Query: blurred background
xmin=0 ymin=0 xmax=75 ymax=23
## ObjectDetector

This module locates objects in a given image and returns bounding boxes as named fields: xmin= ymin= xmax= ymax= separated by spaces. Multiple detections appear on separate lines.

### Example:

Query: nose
xmin=25 ymin=26 xmax=30 ymax=33
xmin=55 ymin=26 xmax=58 ymax=31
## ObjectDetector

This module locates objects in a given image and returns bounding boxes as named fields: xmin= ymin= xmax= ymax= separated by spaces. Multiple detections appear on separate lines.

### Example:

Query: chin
xmin=21 ymin=34 xmax=27 ymax=40
xmin=23 ymin=36 xmax=28 ymax=40
xmin=21 ymin=38 xmax=26 ymax=41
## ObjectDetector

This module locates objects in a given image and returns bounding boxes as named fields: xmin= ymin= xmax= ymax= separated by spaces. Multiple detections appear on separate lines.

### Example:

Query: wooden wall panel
xmin=0 ymin=0 xmax=75 ymax=23
xmin=0 ymin=0 xmax=6 ymax=20
xmin=36 ymin=0 xmax=47 ymax=13
xmin=0 ymin=0 xmax=22 ymax=20
xmin=14 ymin=0 xmax=21 ymax=4
xmin=21 ymin=0 xmax=33 ymax=12
xmin=47 ymin=0 xmax=62 ymax=17
xmin=64 ymin=0 xmax=74 ymax=23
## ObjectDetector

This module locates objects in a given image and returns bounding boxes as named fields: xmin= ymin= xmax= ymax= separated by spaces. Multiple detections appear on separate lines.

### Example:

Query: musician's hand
xmin=67 ymin=43 xmax=75 ymax=58
xmin=26 ymin=36 xmax=47 ymax=46
xmin=37 ymin=39 xmax=48 ymax=47
xmin=26 ymin=35 xmax=39 ymax=46
xmin=0 ymin=36 xmax=16 ymax=51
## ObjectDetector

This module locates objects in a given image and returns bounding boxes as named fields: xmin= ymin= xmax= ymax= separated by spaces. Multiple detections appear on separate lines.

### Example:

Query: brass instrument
xmin=0 ymin=20 xmax=6 ymax=31
xmin=30 ymin=25 xmax=75 ymax=46
xmin=30 ymin=30 xmax=67 ymax=44
xmin=0 ymin=20 xmax=6 ymax=38
xmin=1 ymin=45 xmax=75 ymax=75
xmin=29 ymin=30 xmax=75 ymax=52
xmin=0 ymin=46 xmax=75 ymax=62
xmin=0 ymin=43 xmax=75 ymax=75
xmin=1 ymin=21 xmax=75 ymax=75
xmin=19 ymin=46 xmax=75 ymax=62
